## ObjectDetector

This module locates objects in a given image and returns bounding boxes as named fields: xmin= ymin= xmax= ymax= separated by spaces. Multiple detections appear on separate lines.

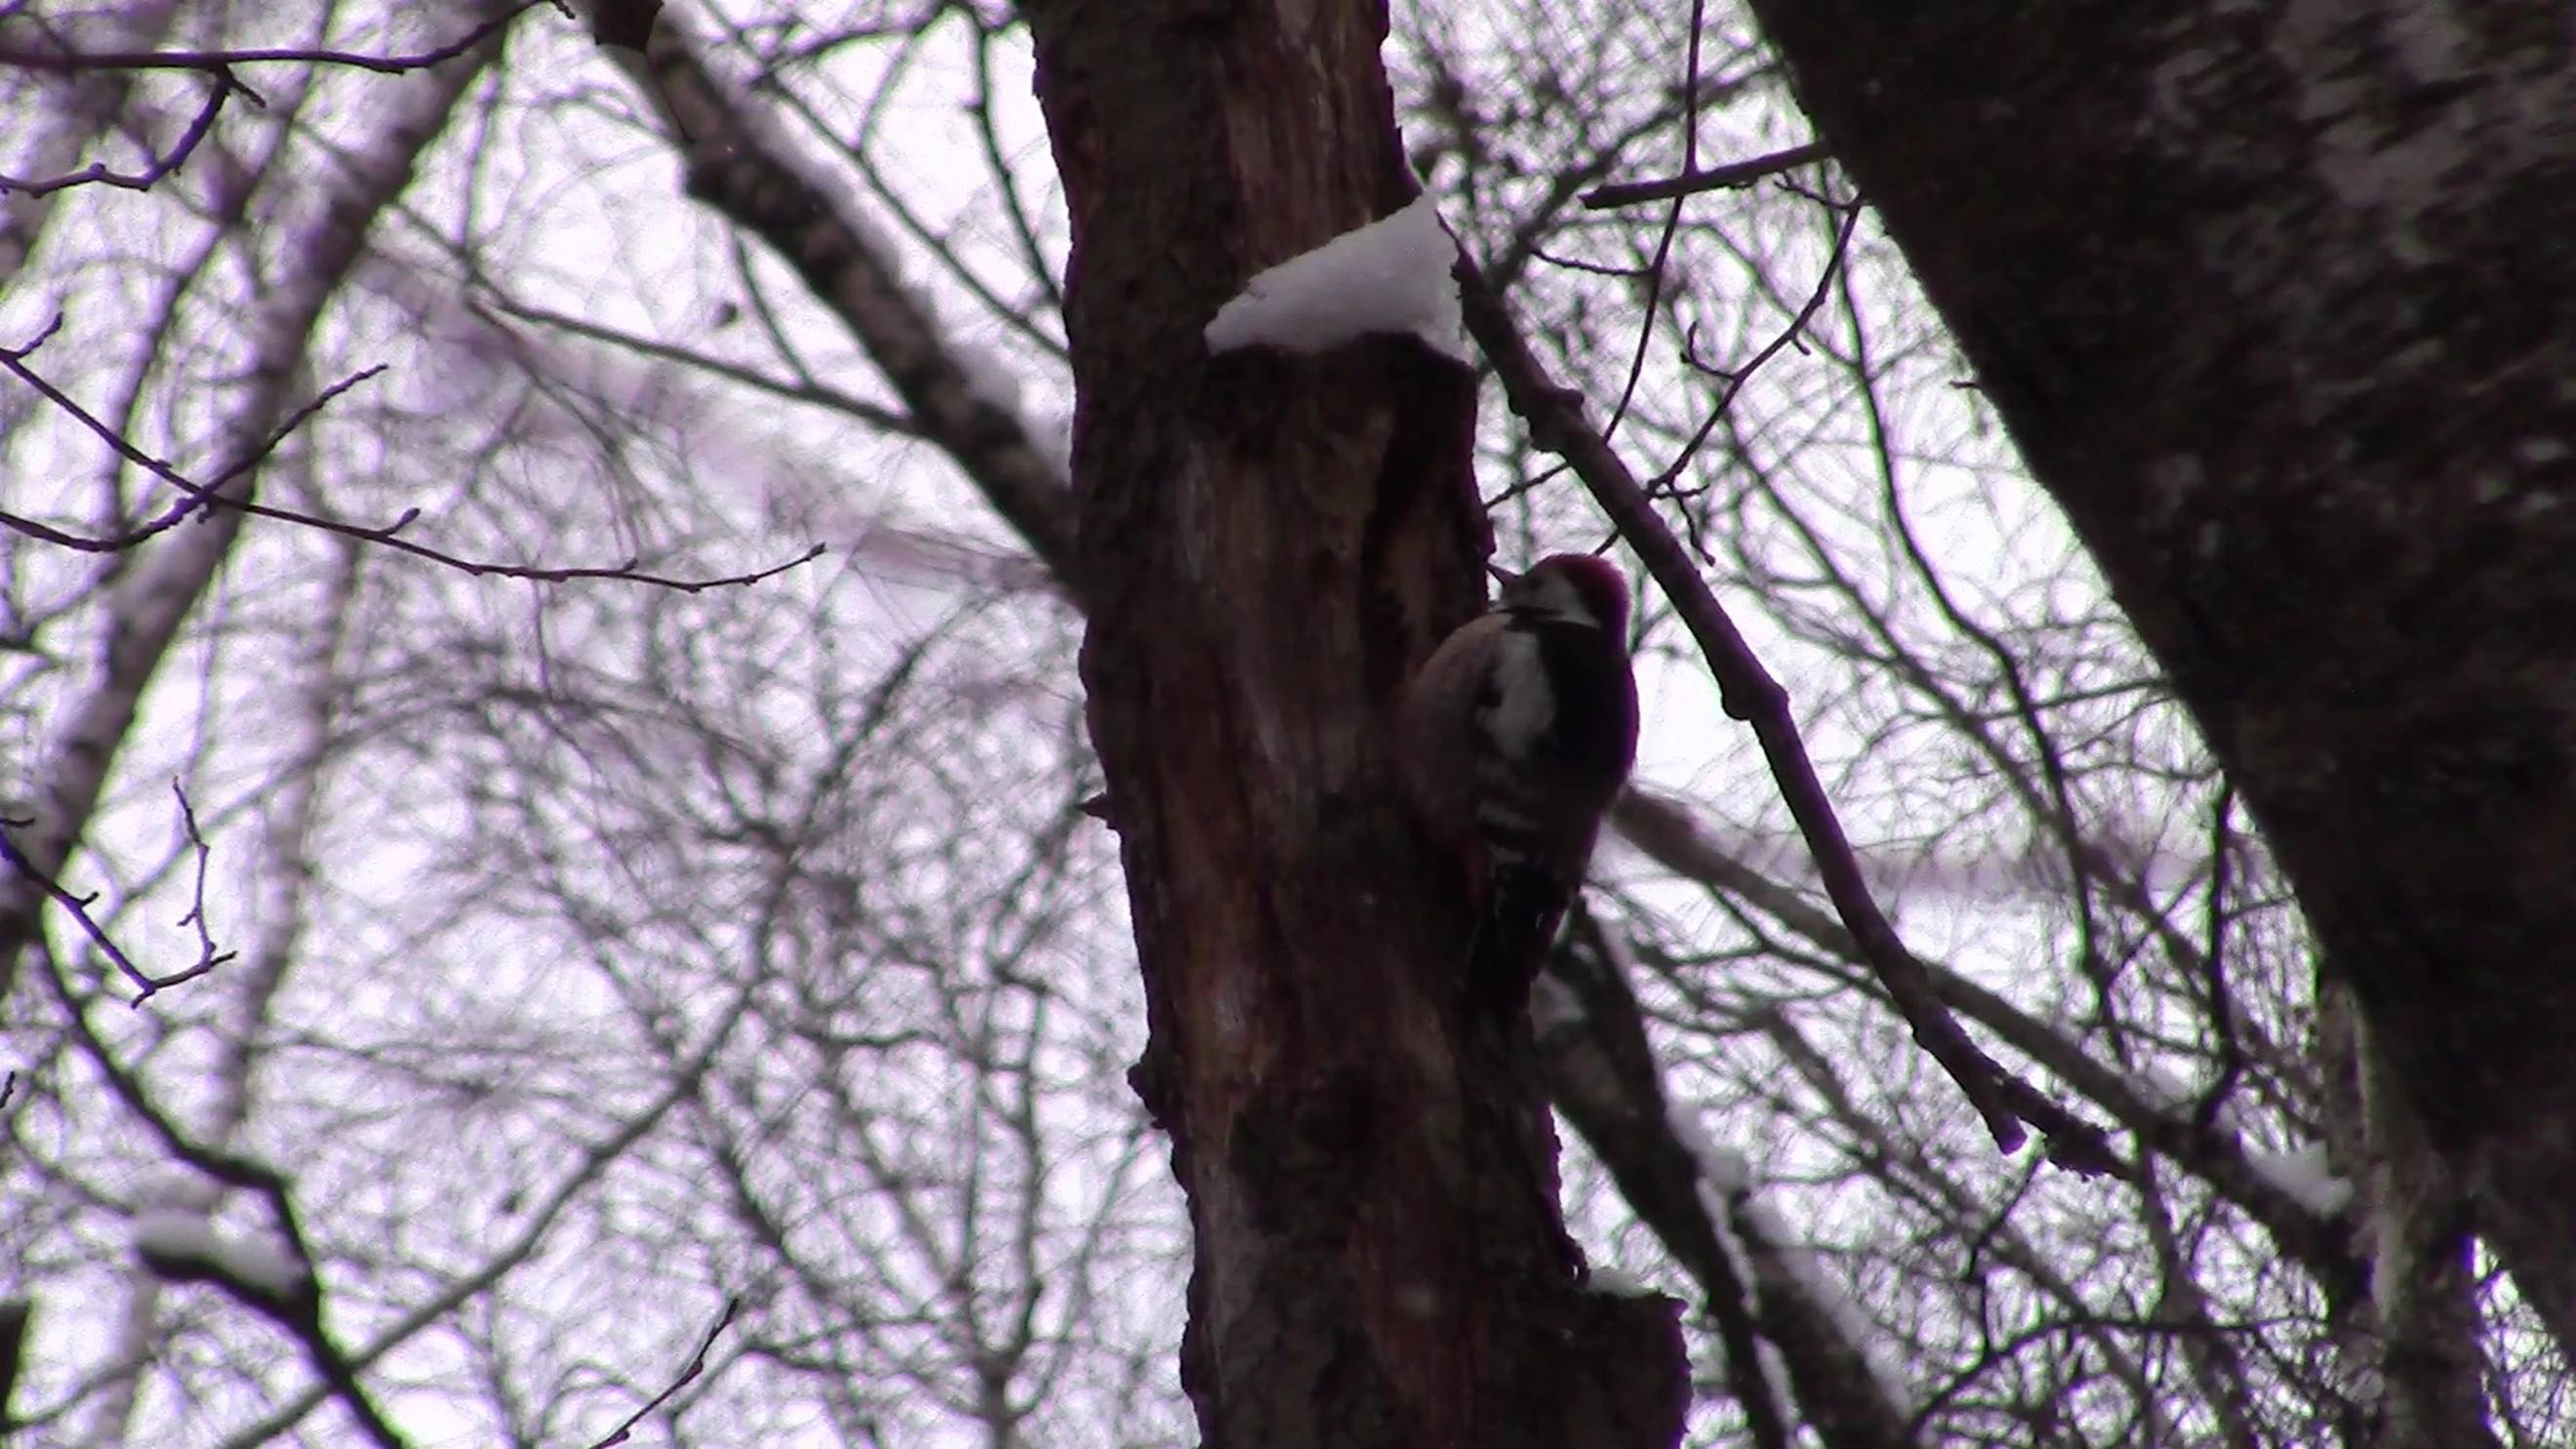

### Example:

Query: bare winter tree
xmin=3 ymin=0 xmax=2568 ymax=1446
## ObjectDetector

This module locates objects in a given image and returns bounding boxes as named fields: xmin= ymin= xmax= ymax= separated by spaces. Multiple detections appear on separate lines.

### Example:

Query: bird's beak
xmin=1486 ymin=563 xmax=1520 ymax=589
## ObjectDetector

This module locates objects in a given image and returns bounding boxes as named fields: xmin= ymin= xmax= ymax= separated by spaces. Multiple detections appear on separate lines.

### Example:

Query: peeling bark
xmin=1746 ymin=0 xmax=2576 ymax=1361
xmin=1017 ymin=2 xmax=1685 ymax=1444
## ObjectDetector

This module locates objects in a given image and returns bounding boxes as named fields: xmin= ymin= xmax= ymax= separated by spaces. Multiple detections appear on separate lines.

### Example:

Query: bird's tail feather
xmin=1468 ymin=862 xmax=1570 ymax=1020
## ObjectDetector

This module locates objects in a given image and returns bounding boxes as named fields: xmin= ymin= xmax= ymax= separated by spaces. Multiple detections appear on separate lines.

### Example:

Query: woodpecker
xmin=1398 ymin=552 xmax=1639 ymax=1016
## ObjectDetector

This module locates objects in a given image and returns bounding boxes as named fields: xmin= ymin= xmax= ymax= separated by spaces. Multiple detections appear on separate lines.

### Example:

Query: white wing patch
xmin=1480 ymin=630 xmax=1553 ymax=759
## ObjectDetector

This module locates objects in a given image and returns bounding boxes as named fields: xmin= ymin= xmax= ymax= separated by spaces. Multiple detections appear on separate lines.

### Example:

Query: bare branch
xmin=0 ymin=4 xmax=544 ymax=80
xmin=41 ymin=953 xmax=406 ymax=1445
xmin=1583 ymin=141 xmax=1832 ymax=210
xmin=0 ymin=322 xmax=827 ymax=592
xmin=583 ymin=1296 xmax=744 ymax=1448
xmin=572 ymin=0 xmax=1082 ymax=588
xmin=1458 ymin=258 xmax=2115 ymax=1171
xmin=0 ymin=68 xmax=249 ymax=198
xmin=1659 ymin=199 xmax=1864 ymax=498
xmin=0 ymin=810 xmax=231 ymax=1003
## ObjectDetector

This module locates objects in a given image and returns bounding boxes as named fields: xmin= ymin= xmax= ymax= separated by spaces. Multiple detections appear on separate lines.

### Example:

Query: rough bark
xmin=1745 ymin=0 xmax=2576 ymax=1360
xmin=1018 ymin=2 xmax=1685 ymax=1444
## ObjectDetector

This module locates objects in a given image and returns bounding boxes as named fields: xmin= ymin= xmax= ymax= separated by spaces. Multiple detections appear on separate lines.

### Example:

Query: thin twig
xmin=584 ymin=1296 xmax=744 ymax=1448
xmin=1597 ymin=0 xmax=1709 ymax=445
xmin=169 ymin=783 xmax=227 ymax=988
xmin=0 ymin=319 xmax=826 ymax=593
xmin=1659 ymin=199 xmax=1864 ymax=501
xmin=0 ymin=814 xmax=229 ymax=1003
xmin=0 ymin=4 xmax=542 ymax=79
xmin=0 ymin=69 xmax=247 ymax=198
xmin=1583 ymin=141 xmax=1831 ymax=211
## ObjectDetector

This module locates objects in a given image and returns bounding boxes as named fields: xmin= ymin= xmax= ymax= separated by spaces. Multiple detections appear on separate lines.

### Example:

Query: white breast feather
xmin=1481 ymin=630 xmax=1552 ymax=759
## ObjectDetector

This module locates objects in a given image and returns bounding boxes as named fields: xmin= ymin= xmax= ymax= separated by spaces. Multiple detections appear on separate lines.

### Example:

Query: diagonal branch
xmin=0 ymin=323 xmax=825 ymax=590
xmin=1582 ymin=141 xmax=1831 ymax=211
xmin=0 ymin=3 xmax=543 ymax=80
xmin=0 ymin=11 xmax=512 ymax=1014
xmin=571 ymin=0 xmax=1082 ymax=591
xmin=1538 ymin=911 xmax=1899 ymax=1449
xmin=583 ymin=1296 xmax=744 ymax=1448
xmin=1610 ymin=786 xmax=2367 ymax=1295
xmin=1457 ymin=259 xmax=2113 ymax=1172
xmin=41 ymin=948 xmax=406 ymax=1446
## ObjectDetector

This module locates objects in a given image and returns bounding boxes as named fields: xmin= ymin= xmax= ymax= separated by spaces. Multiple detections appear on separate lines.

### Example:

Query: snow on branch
xmin=2244 ymin=1144 xmax=2355 ymax=1218
xmin=1204 ymin=195 xmax=1471 ymax=363
xmin=133 ymin=1205 xmax=309 ymax=1303
xmin=1672 ymin=1103 xmax=1916 ymax=1424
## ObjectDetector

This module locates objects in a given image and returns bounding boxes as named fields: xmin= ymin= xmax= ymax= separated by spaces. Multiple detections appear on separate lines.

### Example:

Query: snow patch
xmin=1695 ymin=1177 xmax=1792 ymax=1408
xmin=1585 ymin=1265 xmax=1659 ymax=1298
xmin=1743 ymin=1198 xmax=1914 ymax=1415
xmin=2245 ymin=1143 xmax=2354 ymax=1218
xmin=133 ymin=1205 xmax=307 ymax=1299
xmin=1204 ymin=195 xmax=1469 ymax=363
xmin=1667 ymin=1103 xmax=1751 ymax=1192
xmin=2130 ymin=1063 xmax=2252 ymax=1135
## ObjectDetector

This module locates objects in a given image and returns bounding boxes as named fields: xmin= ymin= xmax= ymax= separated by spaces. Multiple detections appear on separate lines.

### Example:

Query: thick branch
xmin=1538 ymin=913 xmax=1910 ymax=1449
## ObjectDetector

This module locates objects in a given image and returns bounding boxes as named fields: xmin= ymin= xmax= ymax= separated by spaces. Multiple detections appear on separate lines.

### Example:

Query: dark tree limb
xmin=1457 ymin=262 xmax=2115 ymax=1175
xmin=1582 ymin=141 xmax=1831 ymax=211
xmin=1738 ymin=0 xmax=2576 ymax=1357
xmin=573 ymin=0 xmax=1082 ymax=591
xmin=42 ymin=948 xmax=407 ymax=1447
xmin=1538 ymin=910 xmax=1912 ymax=1449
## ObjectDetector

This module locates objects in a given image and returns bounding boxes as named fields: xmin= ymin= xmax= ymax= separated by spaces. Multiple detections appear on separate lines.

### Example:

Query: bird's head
xmin=1491 ymin=553 xmax=1630 ymax=636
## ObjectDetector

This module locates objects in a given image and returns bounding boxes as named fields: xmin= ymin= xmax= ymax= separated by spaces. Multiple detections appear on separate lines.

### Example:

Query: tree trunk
xmin=1018 ymin=3 xmax=1686 ymax=1444
xmin=2315 ymin=974 xmax=2498 ymax=1449
xmin=1745 ymin=0 xmax=2576 ymax=1361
